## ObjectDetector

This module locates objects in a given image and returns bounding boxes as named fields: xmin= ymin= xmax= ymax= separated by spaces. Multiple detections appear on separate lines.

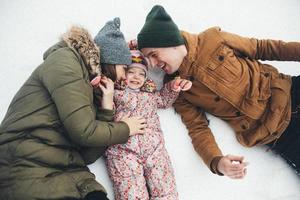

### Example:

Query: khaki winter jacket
xmin=0 ymin=26 xmax=129 ymax=199
xmin=174 ymin=27 xmax=300 ymax=173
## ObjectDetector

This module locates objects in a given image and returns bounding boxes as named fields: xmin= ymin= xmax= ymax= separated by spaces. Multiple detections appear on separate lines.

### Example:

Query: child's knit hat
xmin=129 ymin=50 xmax=148 ymax=75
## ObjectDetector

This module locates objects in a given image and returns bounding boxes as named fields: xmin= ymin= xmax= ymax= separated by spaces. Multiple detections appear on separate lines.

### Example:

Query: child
xmin=99 ymin=50 xmax=192 ymax=199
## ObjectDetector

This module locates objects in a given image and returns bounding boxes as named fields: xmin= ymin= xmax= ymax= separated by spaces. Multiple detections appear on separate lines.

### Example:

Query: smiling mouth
xmin=158 ymin=63 xmax=167 ymax=72
xmin=130 ymin=81 xmax=141 ymax=85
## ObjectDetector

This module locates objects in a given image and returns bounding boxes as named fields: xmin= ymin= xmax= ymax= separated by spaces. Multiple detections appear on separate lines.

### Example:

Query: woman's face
xmin=115 ymin=64 xmax=127 ymax=81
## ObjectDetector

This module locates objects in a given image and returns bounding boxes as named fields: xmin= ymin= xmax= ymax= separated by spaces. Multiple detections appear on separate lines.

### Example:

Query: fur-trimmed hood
xmin=43 ymin=26 xmax=101 ymax=78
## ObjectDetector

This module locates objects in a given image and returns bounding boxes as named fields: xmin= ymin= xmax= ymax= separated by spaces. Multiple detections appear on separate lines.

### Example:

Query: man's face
xmin=141 ymin=46 xmax=185 ymax=74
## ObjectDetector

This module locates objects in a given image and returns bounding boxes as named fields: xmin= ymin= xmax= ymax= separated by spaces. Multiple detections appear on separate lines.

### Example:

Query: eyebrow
xmin=145 ymin=50 xmax=155 ymax=57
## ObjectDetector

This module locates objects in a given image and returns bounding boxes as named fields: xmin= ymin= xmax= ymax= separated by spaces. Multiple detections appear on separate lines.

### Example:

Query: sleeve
xmin=79 ymin=146 xmax=106 ymax=165
xmin=216 ymin=28 xmax=300 ymax=61
xmin=92 ymin=86 xmax=115 ymax=122
xmin=40 ymin=48 xmax=129 ymax=147
xmin=173 ymin=93 xmax=223 ymax=172
xmin=155 ymin=84 xmax=180 ymax=109
xmin=95 ymin=108 xmax=115 ymax=121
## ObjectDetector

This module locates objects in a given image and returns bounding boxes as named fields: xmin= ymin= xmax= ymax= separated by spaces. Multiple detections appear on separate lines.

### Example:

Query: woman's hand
xmin=120 ymin=113 xmax=146 ymax=136
xmin=94 ymin=76 xmax=114 ymax=110
xmin=169 ymin=78 xmax=192 ymax=92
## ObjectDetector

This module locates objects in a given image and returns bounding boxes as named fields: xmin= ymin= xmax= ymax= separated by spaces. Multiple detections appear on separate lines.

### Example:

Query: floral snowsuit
xmin=105 ymin=85 xmax=179 ymax=200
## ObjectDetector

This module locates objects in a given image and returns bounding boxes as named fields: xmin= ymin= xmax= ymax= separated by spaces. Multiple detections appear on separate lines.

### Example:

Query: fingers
xmin=228 ymin=170 xmax=247 ymax=179
xmin=132 ymin=116 xmax=146 ymax=125
xmin=119 ymin=112 xmax=131 ymax=120
xmin=90 ymin=76 xmax=101 ymax=87
xmin=173 ymin=79 xmax=192 ymax=91
xmin=179 ymin=80 xmax=188 ymax=88
xmin=135 ymin=123 xmax=147 ymax=134
xmin=227 ymin=163 xmax=248 ymax=179
xmin=98 ymin=77 xmax=114 ymax=94
xmin=181 ymin=80 xmax=192 ymax=91
xmin=128 ymin=39 xmax=138 ymax=50
xmin=91 ymin=76 xmax=114 ymax=90
xmin=227 ymin=155 xmax=244 ymax=162
xmin=98 ymin=83 xmax=105 ymax=92
xmin=219 ymin=154 xmax=248 ymax=179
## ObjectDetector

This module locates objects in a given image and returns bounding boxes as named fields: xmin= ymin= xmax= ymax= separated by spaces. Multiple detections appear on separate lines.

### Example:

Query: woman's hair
xmin=101 ymin=63 xmax=117 ymax=81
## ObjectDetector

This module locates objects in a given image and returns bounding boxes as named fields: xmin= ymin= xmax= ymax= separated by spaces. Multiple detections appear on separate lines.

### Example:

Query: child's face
xmin=126 ymin=67 xmax=146 ymax=90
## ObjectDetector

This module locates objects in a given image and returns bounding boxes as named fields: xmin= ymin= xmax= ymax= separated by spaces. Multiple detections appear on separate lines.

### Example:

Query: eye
xmin=139 ymin=72 xmax=146 ymax=76
xmin=150 ymin=53 xmax=157 ymax=59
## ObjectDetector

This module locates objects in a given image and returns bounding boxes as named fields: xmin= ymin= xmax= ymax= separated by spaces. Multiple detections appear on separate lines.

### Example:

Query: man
xmin=137 ymin=5 xmax=300 ymax=179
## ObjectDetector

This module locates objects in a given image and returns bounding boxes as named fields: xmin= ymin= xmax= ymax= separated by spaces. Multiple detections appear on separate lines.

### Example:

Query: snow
xmin=1 ymin=0 xmax=300 ymax=199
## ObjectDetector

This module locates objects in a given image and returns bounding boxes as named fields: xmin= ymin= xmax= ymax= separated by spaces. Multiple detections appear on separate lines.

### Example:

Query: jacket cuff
xmin=210 ymin=156 xmax=224 ymax=176
xmin=114 ymin=121 xmax=130 ymax=144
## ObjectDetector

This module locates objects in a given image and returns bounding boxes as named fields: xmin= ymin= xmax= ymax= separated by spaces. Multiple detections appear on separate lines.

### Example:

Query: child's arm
xmin=128 ymin=39 xmax=138 ymax=50
xmin=156 ymin=78 xmax=192 ymax=109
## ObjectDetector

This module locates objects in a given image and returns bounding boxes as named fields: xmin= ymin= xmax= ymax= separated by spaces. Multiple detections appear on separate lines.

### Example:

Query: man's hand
xmin=217 ymin=154 xmax=249 ymax=179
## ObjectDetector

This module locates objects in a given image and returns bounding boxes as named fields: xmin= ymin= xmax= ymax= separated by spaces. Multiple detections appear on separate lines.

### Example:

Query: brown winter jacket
xmin=173 ymin=27 xmax=300 ymax=174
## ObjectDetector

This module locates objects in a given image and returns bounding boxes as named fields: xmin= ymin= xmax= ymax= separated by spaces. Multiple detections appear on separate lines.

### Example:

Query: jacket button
xmin=218 ymin=55 xmax=224 ymax=61
xmin=189 ymin=76 xmax=194 ymax=81
xmin=264 ymin=73 xmax=270 ymax=77
xmin=214 ymin=96 xmax=220 ymax=102
xmin=271 ymin=131 xmax=277 ymax=136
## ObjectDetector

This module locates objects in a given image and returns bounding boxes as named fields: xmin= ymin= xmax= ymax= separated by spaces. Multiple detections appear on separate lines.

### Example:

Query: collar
xmin=178 ymin=31 xmax=199 ymax=78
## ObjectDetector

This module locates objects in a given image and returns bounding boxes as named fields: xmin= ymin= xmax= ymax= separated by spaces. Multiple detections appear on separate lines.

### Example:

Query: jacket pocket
xmin=206 ymin=45 xmax=242 ymax=83
xmin=258 ymin=72 xmax=271 ymax=101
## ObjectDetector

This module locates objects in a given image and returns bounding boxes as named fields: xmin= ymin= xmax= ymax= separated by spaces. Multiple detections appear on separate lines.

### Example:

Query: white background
xmin=1 ymin=0 xmax=300 ymax=199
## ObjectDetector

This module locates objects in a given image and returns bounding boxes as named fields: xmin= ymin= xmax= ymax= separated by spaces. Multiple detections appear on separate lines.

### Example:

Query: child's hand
xmin=128 ymin=39 xmax=138 ymax=50
xmin=169 ymin=78 xmax=192 ymax=92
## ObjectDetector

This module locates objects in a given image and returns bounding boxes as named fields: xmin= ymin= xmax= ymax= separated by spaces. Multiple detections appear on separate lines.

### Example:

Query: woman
xmin=0 ymin=18 xmax=144 ymax=200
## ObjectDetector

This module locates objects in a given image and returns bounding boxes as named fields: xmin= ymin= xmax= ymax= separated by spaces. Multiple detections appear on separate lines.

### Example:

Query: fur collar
xmin=62 ymin=26 xmax=101 ymax=77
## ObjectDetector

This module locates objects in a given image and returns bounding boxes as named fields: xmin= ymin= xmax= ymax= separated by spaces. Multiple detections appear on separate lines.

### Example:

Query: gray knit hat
xmin=94 ymin=17 xmax=131 ymax=65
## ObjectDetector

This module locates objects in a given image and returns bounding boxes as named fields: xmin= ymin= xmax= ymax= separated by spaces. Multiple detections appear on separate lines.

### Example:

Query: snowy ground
xmin=1 ymin=0 xmax=300 ymax=199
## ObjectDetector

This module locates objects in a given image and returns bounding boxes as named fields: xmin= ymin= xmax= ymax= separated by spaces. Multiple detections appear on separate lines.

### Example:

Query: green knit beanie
xmin=138 ymin=5 xmax=184 ymax=49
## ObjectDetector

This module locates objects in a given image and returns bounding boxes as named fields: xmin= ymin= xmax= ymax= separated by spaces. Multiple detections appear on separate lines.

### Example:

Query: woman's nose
xmin=121 ymin=73 xmax=126 ymax=80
